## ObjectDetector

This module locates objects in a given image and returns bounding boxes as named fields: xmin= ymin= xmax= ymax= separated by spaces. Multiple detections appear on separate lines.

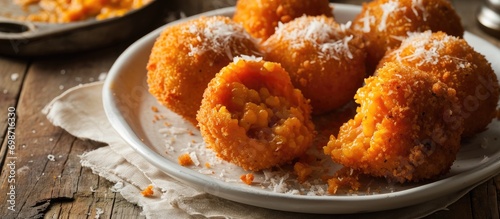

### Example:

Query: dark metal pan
xmin=0 ymin=0 xmax=171 ymax=57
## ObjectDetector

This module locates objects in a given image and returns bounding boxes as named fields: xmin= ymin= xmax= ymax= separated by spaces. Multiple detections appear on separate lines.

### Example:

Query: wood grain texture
xmin=426 ymin=194 xmax=474 ymax=219
xmin=0 ymin=57 xmax=28 ymax=169
xmin=0 ymin=45 xmax=142 ymax=219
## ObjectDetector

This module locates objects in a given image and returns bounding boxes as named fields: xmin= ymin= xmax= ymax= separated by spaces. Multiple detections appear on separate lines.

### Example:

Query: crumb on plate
xmin=151 ymin=106 xmax=159 ymax=112
xmin=327 ymin=168 xmax=361 ymax=194
xmin=178 ymin=153 xmax=194 ymax=166
xmin=294 ymin=161 xmax=313 ymax=183
xmin=240 ymin=173 xmax=254 ymax=185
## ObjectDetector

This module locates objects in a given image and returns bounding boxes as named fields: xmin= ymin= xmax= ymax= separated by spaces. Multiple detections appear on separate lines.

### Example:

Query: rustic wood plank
xmin=0 ymin=58 xmax=33 ymax=219
xmin=69 ymin=160 xmax=122 ymax=219
xmin=470 ymin=178 xmax=500 ymax=219
xmin=0 ymin=44 xmax=139 ymax=218
xmin=0 ymin=57 xmax=28 ymax=111
xmin=0 ymin=57 xmax=29 ymax=171
xmin=111 ymin=196 xmax=146 ymax=219
xmin=495 ymin=175 xmax=500 ymax=216
xmin=424 ymin=193 xmax=474 ymax=219
xmin=44 ymin=155 xmax=143 ymax=218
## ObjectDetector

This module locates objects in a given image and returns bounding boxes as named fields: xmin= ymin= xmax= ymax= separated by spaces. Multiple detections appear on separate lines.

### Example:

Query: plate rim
xmin=102 ymin=4 xmax=500 ymax=214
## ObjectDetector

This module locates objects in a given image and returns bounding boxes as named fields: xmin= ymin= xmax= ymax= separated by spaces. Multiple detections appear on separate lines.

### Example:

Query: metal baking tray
xmin=0 ymin=0 xmax=171 ymax=57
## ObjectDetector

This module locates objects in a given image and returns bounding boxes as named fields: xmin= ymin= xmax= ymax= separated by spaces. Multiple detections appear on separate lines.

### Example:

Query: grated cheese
xmin=233 ymin=55 xmax=263 ymax=63
xmin=158 ymin=126 xmax=190 ymax=135
xmin=198 ymin=169 xmax=214 ymax=175
xmin=272 ymin=16 xmax=354 ymax=61
xmin=189 ymin=151 xmax=200 ymax=166
xmin=10 ymin=73 xmax=19 ymax=81
xmin=378 ymin=0 xmax=405 ymax=31
xmin=186 ymin=17 xmax=255 ymax=59
xmin=411 ymin=0 xmax=428 ymax=21
xmin=391 ymin=31 xmax=468 ymax=68
xmin=360 ymin=11 xmax=375 ymax=33
xmin=272 ymin=173 xmax=289 ymax=193
xmin=388 ymin=34 xmax=408 ymax=42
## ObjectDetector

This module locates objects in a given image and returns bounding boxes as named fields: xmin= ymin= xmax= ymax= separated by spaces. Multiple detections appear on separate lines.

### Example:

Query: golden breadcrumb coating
xmin=147 ymin=16 xmax=261 ymax=125
xmin=197 ymin=58 xmax=315 ymax=171
xmin=379 ymin=31 xmax=499 ymax=136
xmin=233 ymin=0 xmax=333 ymax=41
xmin=327 ymin=167 xmax=362 ymax=194
xmin=263 ymin=15 xmax=366 ymax=114
xmin=352 ymin=0 xmax=464 ymax=74
xmin=324 ymin=62 xmax=464 ymax=183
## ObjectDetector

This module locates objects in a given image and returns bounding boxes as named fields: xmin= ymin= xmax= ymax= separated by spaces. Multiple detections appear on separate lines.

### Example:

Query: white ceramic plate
xmin=103 ymin=4 xmax=500 ymax=214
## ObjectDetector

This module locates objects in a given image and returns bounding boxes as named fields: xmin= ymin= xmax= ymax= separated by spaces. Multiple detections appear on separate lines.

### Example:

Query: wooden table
xmin=1 ymin=0 xmax=499 ymax=218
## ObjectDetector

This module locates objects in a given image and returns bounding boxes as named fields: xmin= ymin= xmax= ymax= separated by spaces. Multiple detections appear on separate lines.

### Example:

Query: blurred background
xmin=173 ymin=0 xmax=499 ymax=39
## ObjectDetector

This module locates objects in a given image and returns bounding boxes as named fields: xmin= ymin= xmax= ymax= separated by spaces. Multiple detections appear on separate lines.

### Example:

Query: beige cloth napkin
xmin=43 ymin=81 xmax=476 ymax=219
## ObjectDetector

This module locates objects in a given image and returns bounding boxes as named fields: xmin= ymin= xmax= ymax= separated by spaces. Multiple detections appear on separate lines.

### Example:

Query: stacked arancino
xmin=147 ymin=3 xmax=364 ymax=172
xmin=147 ymin=16 xmax=261 ymax=125
xmin=262 ymin=15 xmax=366 ymax=115
xmin=351 ymin=0 xmax=464 ymax=74
xmin=324 ymin=62 xmax=464 ymax=183
xmin=146 ymin=0 xmax=499 ymax=190
xmin=233 ymin=0 xmax=333 ymax=41
xmin=378 ymin=31 xmax=500 ymax=137
xmin=321 ymin=1 xmax=499 ymax=191
xmin=324 ymin=32 xmax=499 ymax=185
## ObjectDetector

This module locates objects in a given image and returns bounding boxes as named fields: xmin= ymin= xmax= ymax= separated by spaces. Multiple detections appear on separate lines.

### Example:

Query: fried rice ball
xmin=262 ymin=15 xmax=366 ymax=115
xmin=147 ymin=16 xmax=261 ymax=125
xmin=352 ymin=0 xmax=464 ymax=74
xmin=233 ymin=0 xmax=333 ymax=41
xmin=378 ymin=31 xmax=500 ymax=137
xmin=197 ymin=57 xmax=315 ymax=171
xmin=324 ymin=62 xmax=464 ymax=183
